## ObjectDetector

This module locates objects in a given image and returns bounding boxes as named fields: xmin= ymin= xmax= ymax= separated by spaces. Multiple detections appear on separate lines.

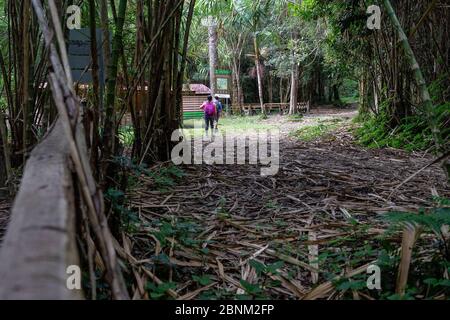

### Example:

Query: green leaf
xmin=266 ymin=261 xmax=284 ymax=274
xmin=336 ymin=280 xmax=367 ymax=291
xmin=240 ymin=279 xmax=262 ymax=294
xmin=249 ymin=260 xmax=266 ymax=274
xmin=193 ymin=275 xmax=213 ymax=286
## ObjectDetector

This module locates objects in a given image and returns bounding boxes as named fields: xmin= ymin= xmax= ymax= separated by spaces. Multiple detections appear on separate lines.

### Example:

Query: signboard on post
xmin=68 ymin=28 xmax=106 ymax=85
xmin=215 ymin=69 xmax=232 ymax=95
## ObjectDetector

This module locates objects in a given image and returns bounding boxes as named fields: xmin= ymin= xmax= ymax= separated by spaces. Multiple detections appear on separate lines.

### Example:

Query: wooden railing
xmin=0 ymin=121 xmax=84 ymax=300
xmin=233 ymin=102 xmax=310 ymax=115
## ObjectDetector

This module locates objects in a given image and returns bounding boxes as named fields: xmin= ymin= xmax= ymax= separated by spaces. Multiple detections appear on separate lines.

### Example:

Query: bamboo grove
xmin=0 ymin=0 xmax=449 ymax=300
xmin=0 ymin=0 xmax=196 ymax=191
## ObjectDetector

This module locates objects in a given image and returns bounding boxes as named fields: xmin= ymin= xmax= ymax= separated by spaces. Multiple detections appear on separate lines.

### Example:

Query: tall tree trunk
xmin=103 ymin=0 xmax=127 ymax=181
xmin=0 ymin=113 xmax=11 ymax=190
xmin=176 ymin=0 xmax=195 ymax=123
xmin=231 ymin=63 xmax=239 ymax=106
xmin=279 ymin=78 xmax=284 ymax=103
xmin=231 ymin=57 xmax=244 ymax=107
xmin=236 ymin=70 xmax=244 ymax=106
xmin=253 ymin=36 xmax=265 ymax=114
xmin=100 ymin=0 xmax=111 ymax=75
xmin=208 ymin=19 xmax=218 ymax=96
xmin=268 ymin=73 xmax=273 ymax=103
xmin=289 ymin=64 xmax=299 ymax=115
xmin=99 ymin=0 xmax=111 ymax=121
xmin=358 ymin=71 xmax=369 ymax=117
xmin=22 ymin=0 xmax=31 ymax=163
xmin=333 ymin=84 xmax=340 ymax=101
xmin=289 ymin=28 xmax=299 ymax=115
xmin=283 ymin=77 xmax=292 ymax=104
xmin=88 ymin=0 xmax=102 ymax=177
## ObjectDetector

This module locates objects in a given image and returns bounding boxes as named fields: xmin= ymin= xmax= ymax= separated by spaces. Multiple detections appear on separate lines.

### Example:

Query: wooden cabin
xmin=182 ymin=84 xmax=211 ymax=120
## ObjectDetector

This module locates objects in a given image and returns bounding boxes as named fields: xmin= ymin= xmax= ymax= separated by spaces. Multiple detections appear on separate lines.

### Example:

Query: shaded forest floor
xmin=121 ymin=108 xmax=450 ymax=300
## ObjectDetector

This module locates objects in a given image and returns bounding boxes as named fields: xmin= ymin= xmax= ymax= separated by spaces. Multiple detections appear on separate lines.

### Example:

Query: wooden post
xmin=0 ymin=121 xmax=84 ymax=300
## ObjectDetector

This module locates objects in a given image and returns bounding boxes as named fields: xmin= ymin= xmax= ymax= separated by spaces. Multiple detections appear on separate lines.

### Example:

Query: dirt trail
xmin=127 ymin=110 xmax=449 ymax=300
xmin=263 ymin=107 xmax=358 ymax=136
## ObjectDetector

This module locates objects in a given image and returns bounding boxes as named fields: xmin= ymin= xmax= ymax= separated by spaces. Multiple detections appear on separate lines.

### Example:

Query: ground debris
xmin=122 ymin=123 xmax=449 ymax=300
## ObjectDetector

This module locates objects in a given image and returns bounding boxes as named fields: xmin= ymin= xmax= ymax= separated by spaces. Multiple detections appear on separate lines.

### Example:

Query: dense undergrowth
xmin=355 ymin=101 xmax=449 ymax=152
xmin=355 ymin=76 xmax=449 ymax=153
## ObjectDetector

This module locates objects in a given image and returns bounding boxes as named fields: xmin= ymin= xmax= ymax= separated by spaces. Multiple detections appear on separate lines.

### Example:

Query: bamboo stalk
xmin=383 ymin=0 xmax=442 ymax=155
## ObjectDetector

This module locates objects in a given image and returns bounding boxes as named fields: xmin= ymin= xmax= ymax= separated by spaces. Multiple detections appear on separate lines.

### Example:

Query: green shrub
xmin=355 ymin=113 xmax=435 ymax=152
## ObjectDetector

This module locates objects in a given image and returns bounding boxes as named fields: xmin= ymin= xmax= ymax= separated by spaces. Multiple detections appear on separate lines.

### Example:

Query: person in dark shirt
xmin=214 ymin=96 xmax=224 ymax=131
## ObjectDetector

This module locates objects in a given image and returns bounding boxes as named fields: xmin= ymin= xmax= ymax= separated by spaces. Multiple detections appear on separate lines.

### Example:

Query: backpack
xmin=204 ymin=102 xmax=216 ymax=117
xmin=215 ymin=101 xmax=223 ymax=112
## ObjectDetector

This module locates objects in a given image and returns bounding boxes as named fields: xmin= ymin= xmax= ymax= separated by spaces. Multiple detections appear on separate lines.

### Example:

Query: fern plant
xmin=385 ymin=198 xmax=450 ymax=261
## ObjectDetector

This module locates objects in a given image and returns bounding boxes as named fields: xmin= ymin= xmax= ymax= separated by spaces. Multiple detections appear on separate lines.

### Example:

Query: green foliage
xmin=193 ymin=275 xmax=214 ymax=286
xmin=146 ymin=282 xmax=177 ymax=300
xmin=311 ymin=198 xmax=450 ymax=300
xmin=287 ymin=114 xmax=304 ymax=122
xmin=146 ymin=165 xmax=186 ymax=191
xmin=153 ymin=217 xmax=202 ymax=249
xmin=340 ymin=79 xmax=359 ymax=104
xmin=385 ymin=197 xmax=450 ymax=259
xmin=118 ymin=126 xmax=135 ymax=147
xmin=290 ymin=118 xmax=344 ymax=141
xmin=386 ymin=208 xmax=450 ymax=238
xmin=105 ymin=188 xmax=140 ymax=233
xmin=356 ymin=113 xmax=435 ymax=152
xmin=249 ymin=259 xmax=283 ymax=276
xmin=335 ymin=276 xmax=367 ymax=291
xmin=236 ymin=260 xmax=284 ymax=300
xmin=239 ymin=279 xmax=262 ymax=294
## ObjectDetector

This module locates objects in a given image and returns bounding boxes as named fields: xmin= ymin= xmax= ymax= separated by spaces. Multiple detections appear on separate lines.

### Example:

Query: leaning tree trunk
xmin=254 ymin=36 xmax=265 ymax=115
xmin=383 ymin=0 xmax=448 ymax=181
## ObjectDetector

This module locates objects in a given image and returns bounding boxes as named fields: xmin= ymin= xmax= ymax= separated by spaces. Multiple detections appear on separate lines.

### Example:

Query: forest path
xmin=126 ymin=109 xmax=449 ymax=299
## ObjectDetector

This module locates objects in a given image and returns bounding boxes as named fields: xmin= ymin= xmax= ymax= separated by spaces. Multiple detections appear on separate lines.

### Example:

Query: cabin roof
xmin=188 ymin=84 xmax=211 ymax=95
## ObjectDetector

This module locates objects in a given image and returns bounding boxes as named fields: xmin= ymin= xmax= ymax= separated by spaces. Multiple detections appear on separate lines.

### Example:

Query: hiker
xmin=200 ymin=95 xmax=217 ymax=136
xmin=214 ymin=96 xmax=224 ymax=130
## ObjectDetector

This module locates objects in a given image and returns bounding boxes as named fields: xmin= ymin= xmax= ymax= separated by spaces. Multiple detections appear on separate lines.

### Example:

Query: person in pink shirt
xmin=200 ymin=95 xmax=217 ymax=136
